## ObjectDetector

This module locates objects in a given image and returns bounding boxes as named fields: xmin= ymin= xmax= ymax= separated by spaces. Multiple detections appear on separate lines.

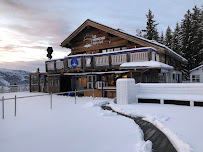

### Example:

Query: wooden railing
xmin=111 ymin=54 xmax=127 ymax=65
xmin=130 ymin=52 xmax=148 ymax=62
xmin=46 ymin=48 xmax=159 ymax=72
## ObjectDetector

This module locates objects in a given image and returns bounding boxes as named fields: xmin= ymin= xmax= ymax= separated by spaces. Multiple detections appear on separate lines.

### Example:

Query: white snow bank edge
xmin=109 ymin=102 xmax=191 ymax=152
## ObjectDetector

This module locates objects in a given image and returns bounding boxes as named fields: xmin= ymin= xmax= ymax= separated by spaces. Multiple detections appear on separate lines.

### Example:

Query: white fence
xmin=116 ymin=79 xmax=203 ymax=106
xmin=0 ymin=85 xmax=29 ymax=93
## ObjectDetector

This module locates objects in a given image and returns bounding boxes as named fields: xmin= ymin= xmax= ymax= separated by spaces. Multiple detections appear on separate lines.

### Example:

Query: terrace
xmin=45 ymin=47 xmax=160 ymax=73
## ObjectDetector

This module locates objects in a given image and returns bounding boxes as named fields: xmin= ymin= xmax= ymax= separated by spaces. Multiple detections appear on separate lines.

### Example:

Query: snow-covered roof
xmin=120 ymin=61 xmax=174 ymax=70
xmin=61 ymin=19 xmax=187 ymax=63
xmin=190 ymin=65 xmax=203 ymax=73
xmin=124 ymin=33 xmax=187 ymax=63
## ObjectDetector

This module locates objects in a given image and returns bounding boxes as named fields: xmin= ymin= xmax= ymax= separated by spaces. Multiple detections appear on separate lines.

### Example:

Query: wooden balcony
xmin=46 ymin=47 xmax=159 ymax=73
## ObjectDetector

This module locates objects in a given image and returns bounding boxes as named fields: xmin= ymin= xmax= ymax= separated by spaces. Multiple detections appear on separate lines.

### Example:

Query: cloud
xmin=0 ymin=0 xmax=201 ymax=70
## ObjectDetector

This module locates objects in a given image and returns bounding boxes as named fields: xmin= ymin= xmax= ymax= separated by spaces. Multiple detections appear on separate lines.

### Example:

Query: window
xmin=107 ymin=48 xmax=113 ymax=52
xmin=102 ymin=49 xmax=106 ymax=53
xmin=114 ymin=48 xmax=120 ymax=51
xmin=121 ymin=46 xmax=127 ymax=50
xmin=192 ymin=75 xmax=200 ymax=82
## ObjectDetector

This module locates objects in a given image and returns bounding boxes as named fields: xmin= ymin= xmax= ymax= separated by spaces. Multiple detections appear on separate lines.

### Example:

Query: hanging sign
xmin=71 ymin=58 xmax=78 ymax=68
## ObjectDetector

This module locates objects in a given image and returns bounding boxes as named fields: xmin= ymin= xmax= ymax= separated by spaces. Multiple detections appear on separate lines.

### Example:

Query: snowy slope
xmin=0 ymin=92 xmax=152 ymax=152
xmin=0 ymin=68 xmax=29 ymax=86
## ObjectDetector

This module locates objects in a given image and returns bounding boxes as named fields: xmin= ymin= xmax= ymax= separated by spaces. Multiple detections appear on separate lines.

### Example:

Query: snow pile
xmin=0 ymin=92 xmax=152 ymax=152
xmin=120 ymin=60 xmax=173 ymax=69
xmin=109 ymin=102 xmax=203 ymax=152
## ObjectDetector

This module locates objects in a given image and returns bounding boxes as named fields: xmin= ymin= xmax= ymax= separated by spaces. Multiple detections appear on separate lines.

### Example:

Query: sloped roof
xmin=61 ymin=19 xmax=187 ymax=63
xmin=190 ymin=65 xmax=203 ymax=73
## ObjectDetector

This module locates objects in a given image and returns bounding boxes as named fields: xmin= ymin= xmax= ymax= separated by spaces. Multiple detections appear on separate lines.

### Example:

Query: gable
xmin=61 ymin=19 xmax=187 ymax=63
xmin=69 ymin=26 xmax=143 ymax=54
xmin=61 ymin=19 xmax=164 ymax=51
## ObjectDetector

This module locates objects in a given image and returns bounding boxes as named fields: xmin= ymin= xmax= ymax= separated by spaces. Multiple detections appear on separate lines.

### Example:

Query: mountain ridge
xmin=0 ymin=68 xmax=30 ymax=86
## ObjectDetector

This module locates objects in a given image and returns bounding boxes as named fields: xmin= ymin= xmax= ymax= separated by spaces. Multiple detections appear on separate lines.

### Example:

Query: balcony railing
xmin=111 ymin=54 xmax=127 ymax=65
xmin=46 ymin=47 xmax=159 ymax=72
xmin=130 ymin=52 xmax=148 ymax=62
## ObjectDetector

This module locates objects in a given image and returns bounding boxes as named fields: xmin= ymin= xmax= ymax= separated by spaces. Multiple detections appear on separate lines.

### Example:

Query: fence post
xmin=50 ymin=92 xmax=52 ymax=109
xmin=14 ymin=95 xmax=17 ymax=116
xmin=93 ymin=87 xmax=94 ymax=100
xmin=2 ymin=96 xmax=4 ymax=119
xmin=75 ymin=89 xmax=76 ymax=104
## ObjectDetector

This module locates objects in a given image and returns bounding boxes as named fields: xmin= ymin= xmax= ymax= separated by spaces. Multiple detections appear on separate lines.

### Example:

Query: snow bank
xmin=109 ymin=102 xmax=203 ymax=152
xmin=120 ymin=60 xmax=173 ymax=69
xmin=0 ymin=92 xmax=152 ymax=152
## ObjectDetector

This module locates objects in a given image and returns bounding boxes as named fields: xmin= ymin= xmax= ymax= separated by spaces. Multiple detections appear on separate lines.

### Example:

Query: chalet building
xmin=190 ymin=65 xmax=203 ymax=83
xmin=30 ymin=19 xmax=187 ymax=98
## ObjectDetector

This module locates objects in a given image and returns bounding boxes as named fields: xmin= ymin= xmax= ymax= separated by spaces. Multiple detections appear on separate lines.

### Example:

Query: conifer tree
xmin=171 ymin=22 xmax=181 ymax=54
xmin=179 ymin=10 xmax=193 ymax=71
xmin=159 ymin=31 xmax=164 ymax=44
xmin=143 ymin=9 xmax=159 ymax=41
xmin=165 ymin=26 xmax=173 ymax=48
xmin=191 ymin=6 xmax=203 ymax=67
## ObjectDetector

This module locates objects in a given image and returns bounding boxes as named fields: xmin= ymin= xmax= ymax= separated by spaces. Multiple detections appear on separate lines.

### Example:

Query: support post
xmin=116 ymin=79 xmax=136 ymax=104
xmin=190 ymin=101 xmax=194 ymax=107
xmin=2 ymin=96 xmax=4 ymax=119
xmin=160 ymin=99 xmax=164 ymax=104
xmin=93 ymin=87 xmax=94 ymax=100
xmin=101 ymin=74 xmax=103 ymax=97
xmin=75 ymin=89 xmax=76 ymax=104
xmin=50 ymin=92 xmax=52 ymax=109
xmin=71 ymin=76 xmax=74 ymax=91
xmin=15 ymin=95 xmax=17 ymax=116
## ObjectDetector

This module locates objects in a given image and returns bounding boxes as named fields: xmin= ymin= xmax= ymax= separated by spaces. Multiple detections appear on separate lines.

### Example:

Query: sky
xmin=0 ymin=0 xmax=202 ymax=72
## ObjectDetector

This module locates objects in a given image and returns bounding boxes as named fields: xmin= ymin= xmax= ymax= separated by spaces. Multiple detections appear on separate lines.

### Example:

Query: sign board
xmin=71 ymin=58 xmax=78 ymax=68
xmin=83 ymin=33 xmax=105 ymax=48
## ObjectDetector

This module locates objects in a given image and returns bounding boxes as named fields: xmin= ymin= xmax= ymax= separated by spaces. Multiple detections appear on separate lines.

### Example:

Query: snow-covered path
xmin=110 ymin=103 xmax=203 ymax=152
xmin=0 ymin=92 xmax=151 ymax=152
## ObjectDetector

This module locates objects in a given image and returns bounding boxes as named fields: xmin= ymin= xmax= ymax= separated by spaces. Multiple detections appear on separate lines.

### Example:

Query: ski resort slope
xmin=0 ymin=92 xmax=152 ymax=152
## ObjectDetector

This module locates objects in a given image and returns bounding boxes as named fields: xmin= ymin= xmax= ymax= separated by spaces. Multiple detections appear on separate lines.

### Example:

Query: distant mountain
xmin=0 ymin=68 xmax=30 ymax=86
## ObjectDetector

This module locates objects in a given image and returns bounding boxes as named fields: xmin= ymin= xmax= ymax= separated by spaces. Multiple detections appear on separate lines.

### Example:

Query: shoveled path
xmin=101 ymin=105 xmax=177 ymax=152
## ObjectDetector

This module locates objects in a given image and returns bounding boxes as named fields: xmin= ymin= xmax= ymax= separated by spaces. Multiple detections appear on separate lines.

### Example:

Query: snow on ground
xmin=0 ymin=92 xmax=152 ymax=152
xmin=110 ymin=102 xmax=203 ymax=152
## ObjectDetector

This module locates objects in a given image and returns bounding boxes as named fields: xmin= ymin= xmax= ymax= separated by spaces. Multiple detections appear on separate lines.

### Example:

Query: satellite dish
xmin=136 ymin=29 xmax=141 ymax=33
xmin=136 ymin=29 xmax=142 ymax=37
xmin=47 ymin=47 xmax=53 ymax=59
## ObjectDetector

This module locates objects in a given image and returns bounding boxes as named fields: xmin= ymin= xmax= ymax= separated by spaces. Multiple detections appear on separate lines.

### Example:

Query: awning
xmin=120 ymin=61 xmax=173 ymax=70
xmin=64 ymin=70 xmax=129 ymax=76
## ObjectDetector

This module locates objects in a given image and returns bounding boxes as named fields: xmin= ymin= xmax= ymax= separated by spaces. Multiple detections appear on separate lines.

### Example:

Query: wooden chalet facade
xmin=30 ymin=19 xmax=187 ymax=98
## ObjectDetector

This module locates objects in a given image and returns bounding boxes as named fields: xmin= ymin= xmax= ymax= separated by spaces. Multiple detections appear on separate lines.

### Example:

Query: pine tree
xmin=142 ymin=9 xmax=159 ymax=41
xmin=159 ymin=31 xmax=164 ymax=44
xmin=191 ymin=6 xmax=203 ymax=67
xmin=165 ymin=26 xmax=173 ymax=48
xmin=179 ymin=10 xmax=193 ymax=71
xmin=179 ymin=6 xmax=203 ymax=71
xmin=171 ymin=22 xmax=181 ymax=54
xmin=197 ymin=7 xmax=203 ymax=64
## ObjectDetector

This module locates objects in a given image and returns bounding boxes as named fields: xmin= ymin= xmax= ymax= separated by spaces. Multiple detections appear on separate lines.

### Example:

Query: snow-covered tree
xmin=191 ymin=6 xmax=203 ymax=68
xmin=165 ymin=26 xmax=173 ymax=49
xmin=159 ymin=31 xmax=165 ymax=44
xmin=171 ymin=22 xmax=181 ymax=54
xmin=142 ymin=9 xmax=159 ymax=41
xmin=179 ymin=10 xmax=193 ymax=71
xmin=179 ymin=6 xmax=203 ymax=71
